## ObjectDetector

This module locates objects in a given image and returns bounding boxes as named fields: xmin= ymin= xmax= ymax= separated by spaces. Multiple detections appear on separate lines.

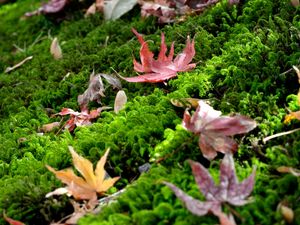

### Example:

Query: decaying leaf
xmin=120 ymin=28 xmax=195 ymax=83
xmin=56 ymin=107 xmax=110 ymax=131
xmin=46 ymin=146 xmax=120 ymax=201
xmin=291 ymin=0 xmax=300 ymax=7
xmin=183 ymin=100 xmax=257 ymax=160
xmin=3 ymin=212 xmax=25 ymax=225
xmin=5 ymin=56 xmax=33 ymax=73
xmin=279 ymin=204 xmax=294 ymax=223
xmin=24 ymin=0 xmax=68 ymax=17
xmin=164 ymin=154 xmax=255 ymax=224
xmin=104 ymin=0 xmax=138 ymax=20
xmin=78 ymin=72 xmax=121 ymax=110
xmin=170 ymin=98 xmax=201 ymax=108
xmin=114 ymin=90 xmax=127 ymax=113
xmin=85 ymin=0 xmax=105 ymax=17
xmin=51 ymin=200 xmax=98 ymax=225
xmin=138 ymin=0 xmax=178 ymax=23
xmin=277 ymin=166 xmax=300 ymax=177
xmin=50 ymin=37 xmax=63 ymax=60
xmin=85 ymin=3 xmax=97 ymax=17
xmin=40 ymin=121 xmax=61 ymax=133
xmin=138 ymin=0 xmax=220 ymax=23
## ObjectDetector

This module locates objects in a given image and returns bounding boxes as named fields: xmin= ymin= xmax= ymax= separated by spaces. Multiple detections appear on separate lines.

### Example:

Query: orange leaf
xmin=46 ymin=146 xmax=120 ymax=200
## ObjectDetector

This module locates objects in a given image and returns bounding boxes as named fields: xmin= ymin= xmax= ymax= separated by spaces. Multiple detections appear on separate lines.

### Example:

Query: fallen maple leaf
xmin=164 ymin=154 xmax=255 ymax=224
xmin=56 ymin=107 xmax=110 ymax=132
xmin=120 ymin=28 xmax=196 ymax=83
xmin=25 ymin=0 xmax=68 ymax=17
xmin=46 ymin=146 xmax=120 ymax=201
xmin=183 ymin=100 xmax=257 ymax=160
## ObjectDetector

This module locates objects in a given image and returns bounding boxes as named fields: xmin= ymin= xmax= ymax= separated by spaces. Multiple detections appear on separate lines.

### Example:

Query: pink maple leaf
xmin=56 ymin=107 xmax=109 ymax=132
xmin=164 ymin=154 xmax=256 ymax=225
xmin=183 ymin=101 xmax=257 ymax=160
xmin=120 ymin=28 xmax=196 ymax=83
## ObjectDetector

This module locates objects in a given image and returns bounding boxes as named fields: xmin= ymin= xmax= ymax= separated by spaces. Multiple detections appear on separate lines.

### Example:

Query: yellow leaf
xmin=46 ymin=146 xmax=120 ymax=200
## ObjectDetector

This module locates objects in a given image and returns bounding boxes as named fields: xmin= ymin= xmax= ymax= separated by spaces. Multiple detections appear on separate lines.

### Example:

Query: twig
xmin=5 ymin=56 xmax=33 ymax=73
xmin=263 ymin=127 xmax=300 ymax=143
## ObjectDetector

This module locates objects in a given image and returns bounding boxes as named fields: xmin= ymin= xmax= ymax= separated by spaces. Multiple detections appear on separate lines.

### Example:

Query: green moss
xmin=1 ymin=0 xmax=300 ymax=224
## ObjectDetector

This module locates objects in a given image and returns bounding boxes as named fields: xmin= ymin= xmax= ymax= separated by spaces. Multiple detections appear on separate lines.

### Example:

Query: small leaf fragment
xmin=50 ymin=37 xmax=63 ymax=60
xmin=114 ymin=90 xmax=127 ymax=113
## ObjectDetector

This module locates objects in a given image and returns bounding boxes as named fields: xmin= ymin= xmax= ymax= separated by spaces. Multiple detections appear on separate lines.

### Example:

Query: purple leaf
xmin=163 ymin=181 xmax=221 ymax=216
xmin=25 ymin=0 xmax=68 ymax=17
xmin=182 ymin=100 xmax=257 ymax=160
xmin=164 ymin=154 xmax=255 ymax=224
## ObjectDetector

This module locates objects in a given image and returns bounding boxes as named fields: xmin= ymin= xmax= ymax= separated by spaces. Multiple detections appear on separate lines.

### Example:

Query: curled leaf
xmin=78 ymin=72 xmax=121 ymax=110
xmin=50 ymin=37 xmax=63 ymax=60
xmin=114 ymin=90 xmax=127 ymax=113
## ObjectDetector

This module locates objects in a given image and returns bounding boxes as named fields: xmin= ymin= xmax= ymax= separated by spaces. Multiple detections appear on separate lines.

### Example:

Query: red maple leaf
xmin=56 ymin=107 xmax=109 ymax=132
xmin=183 ymin=101 xmax=257 ymax=160
xmin=164 ymin=154 xmax=256 ymax=225
xmin=120 ymin=28 xmax=196 ymax=83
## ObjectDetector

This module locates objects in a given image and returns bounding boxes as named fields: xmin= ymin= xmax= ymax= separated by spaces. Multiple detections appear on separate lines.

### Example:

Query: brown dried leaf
xmin=277 ymin=166 xmax=300 ymax=177
xmin=50 ymin=37 xmax=63 ymax=60
xmin=280 ymin=205 xmax=294 ymax=223
xmin=170 ymin=98 xmax=200 ymax=108
xmin=114 ymin=90 xmax=127 ymax=113
xmin=40 ymin=122 xmax=61 ymax=133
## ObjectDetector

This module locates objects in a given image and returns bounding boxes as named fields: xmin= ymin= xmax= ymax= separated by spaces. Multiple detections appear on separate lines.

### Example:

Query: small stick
xmin=263 ymin=127 xmax=300 ymax=143
xmin=5 ymin=56 xmax=33 ymax=73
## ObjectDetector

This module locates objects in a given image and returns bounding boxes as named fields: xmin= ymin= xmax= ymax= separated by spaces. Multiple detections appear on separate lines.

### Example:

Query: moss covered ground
xmin=0 ymin=0 xmax=300 ymax=224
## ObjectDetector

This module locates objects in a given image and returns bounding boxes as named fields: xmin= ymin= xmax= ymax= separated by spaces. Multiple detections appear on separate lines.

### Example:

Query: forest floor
xmin=0 ymin=0 xmax=299 ymax=225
